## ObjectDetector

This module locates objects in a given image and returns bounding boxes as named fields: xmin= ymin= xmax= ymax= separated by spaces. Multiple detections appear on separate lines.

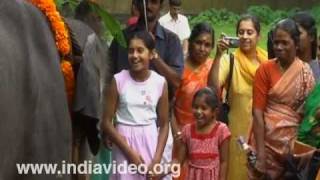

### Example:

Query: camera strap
xmin=225 ymin=53 xmax=234 ymax=104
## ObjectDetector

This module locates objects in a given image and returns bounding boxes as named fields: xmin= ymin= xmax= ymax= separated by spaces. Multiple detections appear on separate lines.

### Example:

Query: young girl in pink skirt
xmin=101 ymin=30 xmax=169 ymax=179
xmin=172 ymin=88 xmax=230 ymax=180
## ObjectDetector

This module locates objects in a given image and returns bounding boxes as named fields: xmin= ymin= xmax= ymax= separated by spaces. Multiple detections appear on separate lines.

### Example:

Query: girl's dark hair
xmin=236 ymin=14 xmax=261 ymax=35
xmin=127 ymin=31 xmax=155 ymax=50
xmin=273 ymin=18 xmax=301 ymax=46
xmin=189 ymin=22 xmax=215 ymax=46
xmin=192 ymin=87 xmax=219 ymax=109
xmin=169 ymin=0 xmax=181 ymax=6
xmin=292 ymin=12 xmax=318 ymax=59
xmin=267 ymin=28 xmax=275 ymax=59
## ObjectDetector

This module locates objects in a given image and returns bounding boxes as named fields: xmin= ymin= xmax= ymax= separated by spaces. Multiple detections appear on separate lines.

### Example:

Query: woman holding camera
xmin=208 ymin=14 xmax=267 ymax=180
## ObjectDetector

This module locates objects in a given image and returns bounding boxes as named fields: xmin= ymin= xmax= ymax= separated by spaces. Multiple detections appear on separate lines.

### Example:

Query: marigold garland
xmin=61 ymin=60 xmax=75 ymax=105
xmin=29 ymin=0 xmax=75 ymax=107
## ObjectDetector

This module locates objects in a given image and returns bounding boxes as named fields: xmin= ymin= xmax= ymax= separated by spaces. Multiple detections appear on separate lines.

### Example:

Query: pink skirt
xmin=110 ymin=122 xmax=158 ymax=180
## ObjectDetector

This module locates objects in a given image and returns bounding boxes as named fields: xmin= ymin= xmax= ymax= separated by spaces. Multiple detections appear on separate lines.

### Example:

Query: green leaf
xmin=90 ymin=2 xmax=127 ymax=48
xmin=55 ymin=0 xmax=65 ymax=9
xmin=55 ymin=0 xmax=81 ymax=12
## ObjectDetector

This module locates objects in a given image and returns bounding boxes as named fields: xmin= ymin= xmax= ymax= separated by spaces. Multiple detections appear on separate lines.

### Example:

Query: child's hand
xmin=147 ymin=160 xmax=163 ymax=179
xmin=128 ymin=150 xmax=145 ymax=166
xmin=147 ymin=160 xmax=158 ymax=174
xmin=102 ymin=133 xmax=112 ymax=149
xmin=146 ymin=172 xmax=160 ymax=180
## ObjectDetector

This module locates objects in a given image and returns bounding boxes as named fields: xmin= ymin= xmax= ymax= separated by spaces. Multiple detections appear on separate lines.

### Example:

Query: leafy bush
xmin=310 ymin=6 xmax=320 ymax=24
xmin=246 ymin=5 xmax=298 ymax=25
xmin=189 ymin=5 xmax=320 ymax=30
xmin=188 ymin=5 xmax=320 ymax=51
xmin=247 ymin=5 xmax=277 ymax=24
xmin=55 ymin=0 xmax=125 ymax=47
xmin=189 ymin=8 xmax=239 ymax=28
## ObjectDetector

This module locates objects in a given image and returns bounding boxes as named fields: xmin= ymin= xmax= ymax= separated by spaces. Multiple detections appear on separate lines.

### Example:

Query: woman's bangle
xmin=174 ymin=131 xmax=182 ymax=139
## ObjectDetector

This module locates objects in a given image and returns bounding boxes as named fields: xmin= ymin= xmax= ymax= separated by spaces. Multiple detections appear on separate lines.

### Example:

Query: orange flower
xmin=29 ymin=0 xmax=75 ymax=107
xmin=29 ymin=0 xmax=71 ymax=56
xmin=61 ymin=60 xmax=75 ymax=106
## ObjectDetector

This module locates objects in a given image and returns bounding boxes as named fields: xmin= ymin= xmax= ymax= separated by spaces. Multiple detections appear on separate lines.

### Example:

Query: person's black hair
xmin=267 ymin=28 xmax=275 ymax=59
xmin=292 ymin=11 xmax=318 ymax=59
xmin=189 ymin=22 xmax=215 ymax=47
xmin=131 ymin=0 xmax=139 ymax=16
xmin=192 ymin=87 xmax=219 ymax=110
xmin=236 ymin=14 xmax=261 ymax=35
xmin=273 ymin=18 xmax=301 ymax=46
xmin=135 ymin=0 xmax=164 ymax=22
xmin=127 ymin=31 xmax=155 ymax=50
xmin=74 ymin=1 xmax=92 ymax=20
xmin=169 ymin=0 xmax=181 ymax=6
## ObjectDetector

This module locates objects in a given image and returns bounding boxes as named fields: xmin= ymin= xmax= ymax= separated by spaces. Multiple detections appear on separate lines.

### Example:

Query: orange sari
xmin=249 ymin=58 xmax=315 ymax=179
xmin=174 ymin=58 xmax=213 ymax=126
xmin=174 ymin=58 xmax=213 ymax=180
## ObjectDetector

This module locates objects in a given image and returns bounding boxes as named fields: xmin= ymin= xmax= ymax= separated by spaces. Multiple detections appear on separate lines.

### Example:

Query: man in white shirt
xmin=159 ymin=0 xmax=191 ymax=57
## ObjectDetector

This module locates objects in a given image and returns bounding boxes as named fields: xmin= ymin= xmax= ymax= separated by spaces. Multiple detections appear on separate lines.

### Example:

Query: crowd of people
xmin=2 ymin=0 xmax=320 ymax=180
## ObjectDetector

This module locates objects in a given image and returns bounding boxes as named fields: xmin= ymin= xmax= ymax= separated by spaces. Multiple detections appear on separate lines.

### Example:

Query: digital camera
xmin=224 ymin=36 xmax=240 ymax=48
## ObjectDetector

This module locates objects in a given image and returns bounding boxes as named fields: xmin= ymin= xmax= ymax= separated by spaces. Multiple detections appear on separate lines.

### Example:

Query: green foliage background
xmin=55 ymin=0 xmax=126 ymax=47
xmin=54 ymin=1 xmax=320 ymax=54
xmin=188 ymin=5 xmax=320 ymax=53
